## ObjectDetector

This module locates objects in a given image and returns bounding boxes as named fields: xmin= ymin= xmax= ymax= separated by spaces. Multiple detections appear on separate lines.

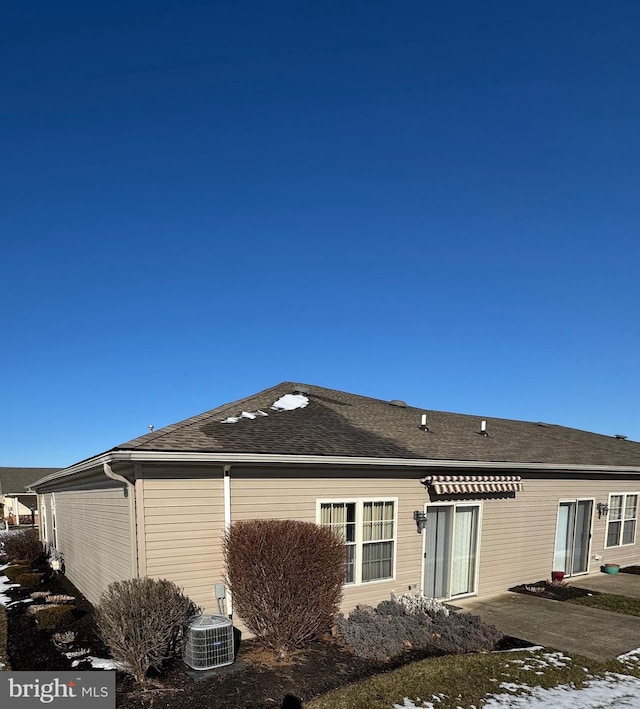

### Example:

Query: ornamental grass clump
xmin=390 ymin=590 xmax=450 ymax=617
xmin=224 ymin=519 xmax=346 ymax=657
xmin=96 ymin=577 xmax=200 ymax=686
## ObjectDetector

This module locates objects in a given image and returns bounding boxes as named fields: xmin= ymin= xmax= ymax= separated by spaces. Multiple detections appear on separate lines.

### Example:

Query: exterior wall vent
xmin=183 ymin=614 xmax=234 ymax=670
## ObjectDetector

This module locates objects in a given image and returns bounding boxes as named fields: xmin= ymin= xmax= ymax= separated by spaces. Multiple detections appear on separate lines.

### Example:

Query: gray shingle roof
xmin=0 ymin=468 xmax=60 ymax=495
xmin=114 ymin=383 xmax=640 ymax=467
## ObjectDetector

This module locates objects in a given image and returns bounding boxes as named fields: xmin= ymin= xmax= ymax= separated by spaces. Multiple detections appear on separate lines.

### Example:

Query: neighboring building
xmin=31 ymin=383 xmax=640 ymax=620
xmin=0 ymin=467 xmax=58 ymax=526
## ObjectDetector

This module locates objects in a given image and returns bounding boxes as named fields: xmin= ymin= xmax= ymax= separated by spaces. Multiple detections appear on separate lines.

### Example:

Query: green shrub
xmin=1 ymin=529 xmax=43 ymax=563
xmin=96 ymin=577 xmax=200 ymax=686
xmin=4 ymin=564 xmax=31 ymax=582
xmin=224 ymin=519 xmax=346 ymax=657
xmin=336 ymin=599 xmax=503 ymax=662
xmin=34 ymin=605 xmax=74 ymax=630
xmin=15 ymin=572 xmax=42 ymax=589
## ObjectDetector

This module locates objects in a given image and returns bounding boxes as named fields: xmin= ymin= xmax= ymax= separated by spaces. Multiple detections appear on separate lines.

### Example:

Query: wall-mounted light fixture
xmin=597 ymin=502 xmax=609 ymax=519
xmin=413 ymin=510 xmax=427 ymax=533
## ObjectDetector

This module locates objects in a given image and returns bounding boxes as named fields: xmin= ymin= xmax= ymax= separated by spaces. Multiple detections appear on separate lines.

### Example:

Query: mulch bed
xmin=4 ymin=560 xmax=529 ymax=709
xmin=509 ymin=580 xmax=598 ymax=602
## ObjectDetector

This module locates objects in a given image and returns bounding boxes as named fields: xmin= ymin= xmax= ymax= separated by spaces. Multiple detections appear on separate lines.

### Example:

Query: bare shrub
xmin=96 ymin=577 xmax=200 ymax=686
xmin=224 ymin=519 xmax=345 ymax=656
xmin=336 ymin=599 xmax=503 ymax=661
xmin=1 ymin=529 xmax=43 ymax=563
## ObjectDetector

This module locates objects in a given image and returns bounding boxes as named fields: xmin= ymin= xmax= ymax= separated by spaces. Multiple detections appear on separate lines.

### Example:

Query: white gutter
xmin=30 ymin=450 xmax=640 ymax=488
xmin=223 ymin=465 xmax=232 ymax=617
xmin=103 ymin=463 xmax=139 ymax=577
xmin=103 ymin=462 xmax=133 ymax=488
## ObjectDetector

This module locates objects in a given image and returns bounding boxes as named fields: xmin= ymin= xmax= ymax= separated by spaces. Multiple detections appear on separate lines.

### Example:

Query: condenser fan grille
xmin=183 ymin=614 xmax=234 ymax=670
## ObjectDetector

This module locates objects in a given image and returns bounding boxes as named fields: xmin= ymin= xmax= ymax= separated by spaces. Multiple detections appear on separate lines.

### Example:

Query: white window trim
xmin=605 ymin=492 xmax=639 ymax=549
xmin=50 ymin=494 xmax=58 ymax=549
xmin=316 ymin=497 xmax=398 ymax=586
xmin=422 ymin=501 xmax=483 ymax=600
xmin=39 ymin=495 xmax=48 ymax=544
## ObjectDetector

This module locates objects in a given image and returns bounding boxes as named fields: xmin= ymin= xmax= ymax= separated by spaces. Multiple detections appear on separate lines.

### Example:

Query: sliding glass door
xmin=554 ymin=500 xmax=593 ymax=575
xmin=423 ymin=504 xmax=480 ymax=599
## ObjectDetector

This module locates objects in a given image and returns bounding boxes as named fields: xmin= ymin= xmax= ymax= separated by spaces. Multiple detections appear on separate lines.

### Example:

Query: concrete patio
xmin=455 ymin=571 xmax=640 ymax=662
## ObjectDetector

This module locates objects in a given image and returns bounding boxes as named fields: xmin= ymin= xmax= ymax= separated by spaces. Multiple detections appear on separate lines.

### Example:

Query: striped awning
xmin=421 ymin=475 xmax=523 ymax=495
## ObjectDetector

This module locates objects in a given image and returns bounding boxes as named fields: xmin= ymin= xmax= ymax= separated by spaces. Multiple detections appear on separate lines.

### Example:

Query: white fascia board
xmin=29 ymin=449 xmax=640 ymax=488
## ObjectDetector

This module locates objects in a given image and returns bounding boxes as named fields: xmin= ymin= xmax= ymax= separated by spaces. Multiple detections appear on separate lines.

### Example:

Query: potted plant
xmin=603 ymin=563 xmax=620 ymax=574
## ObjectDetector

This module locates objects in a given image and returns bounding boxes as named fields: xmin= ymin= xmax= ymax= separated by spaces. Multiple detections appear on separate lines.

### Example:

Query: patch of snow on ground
xmin=72 ymin=656 xmax=122 ymax=670
xmin=494 ymin=645 xmax=544 ymax=654
xmin=618 ymin=647 xmax=640 ymax=669
xmin=0 ymin=575 xmax=20 ymax=606
xmin=396 ymin=674 xmax=640 ymax=709
xmin=482 ymin=673 xmax=640 ymax=708
xmin=393 ymin=672 xmax=640 ymax=709
xmin=6 ymin=597 xmax=33 ymax=607
xmin=271 ymin=393 xmax=309 ymax=411
xmin=539 ymin=651 xmax=571 ymax=668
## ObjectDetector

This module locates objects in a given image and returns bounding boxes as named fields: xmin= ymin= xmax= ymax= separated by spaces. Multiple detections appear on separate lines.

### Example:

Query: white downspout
xmin=223 ymin=464 xmax=233 ymax=617
xmin=103 ymin=462 xmax=139 ymax=577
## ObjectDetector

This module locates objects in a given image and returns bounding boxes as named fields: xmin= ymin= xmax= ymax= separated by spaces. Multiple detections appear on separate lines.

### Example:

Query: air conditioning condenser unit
xmin=183 ymin=614 xmax=234 ymax=670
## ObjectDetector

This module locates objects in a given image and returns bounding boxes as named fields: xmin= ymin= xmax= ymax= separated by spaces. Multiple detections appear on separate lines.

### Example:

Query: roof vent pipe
xmin=480 ymin=420 xmax=488 ymax=437
xmin=420 ymin=414 xmax=429 ymax=432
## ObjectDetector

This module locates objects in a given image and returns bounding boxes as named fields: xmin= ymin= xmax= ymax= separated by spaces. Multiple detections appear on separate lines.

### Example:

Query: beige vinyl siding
xmin=140 ymin=471 xmax=226 ymax=613
xmin=53 ymin=487 xmax=133 ymax=606
xmin=231 ymin=470 xmax=424 ymax=614
xmin=475 ymin=476 xmax=640 ymax=597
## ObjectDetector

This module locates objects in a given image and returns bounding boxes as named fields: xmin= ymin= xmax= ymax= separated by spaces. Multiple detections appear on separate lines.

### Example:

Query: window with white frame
xmin=319 ymin=499 xmax=396 ymax=584
xmin=606 ymin=493 xmax=638 ymax=548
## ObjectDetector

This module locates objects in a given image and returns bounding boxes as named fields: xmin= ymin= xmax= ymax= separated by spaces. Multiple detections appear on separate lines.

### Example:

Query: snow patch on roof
xmin=221 ymin=410 xmax=268 ymax=424
xmin=271 ymin=393 xmax=309 ymax=411
xmin=221 ymin=393 xmax=308 ymax=423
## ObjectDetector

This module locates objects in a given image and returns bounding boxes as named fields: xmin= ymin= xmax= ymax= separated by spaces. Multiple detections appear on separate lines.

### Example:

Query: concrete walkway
xmin=566 ymin=569 xmax=640 ymax=597
xmin=456 ymin=574 xmax=640 ymax=662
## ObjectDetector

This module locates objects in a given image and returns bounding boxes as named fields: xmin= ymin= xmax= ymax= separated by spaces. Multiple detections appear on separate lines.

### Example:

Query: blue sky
xmin=2 ymin=1 xmax=639 ymax=467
